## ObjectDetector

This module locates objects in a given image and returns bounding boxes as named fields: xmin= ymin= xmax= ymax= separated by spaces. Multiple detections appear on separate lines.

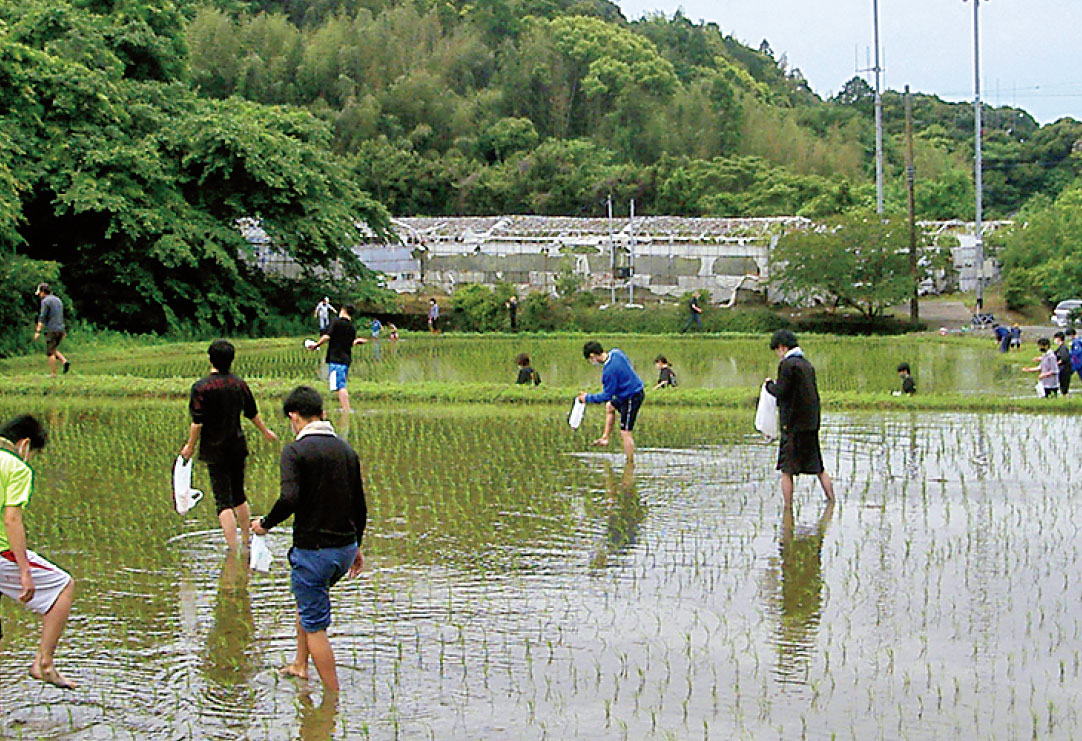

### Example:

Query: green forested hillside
xmin=1 ymin=0 xmax=1079 ymax=339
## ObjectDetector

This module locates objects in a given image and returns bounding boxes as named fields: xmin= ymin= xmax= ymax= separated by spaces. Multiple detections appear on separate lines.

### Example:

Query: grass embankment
xmin=2 ymin=374 xmax=1078 ymax=415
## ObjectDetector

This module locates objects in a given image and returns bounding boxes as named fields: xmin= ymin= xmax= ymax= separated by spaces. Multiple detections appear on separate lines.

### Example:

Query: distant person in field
xmin=370 ymin=318 xmax=382 ymax=339
xmin=992 ymin=323 xmax=1010 ymax=354
xmin=1024 ymin=337 xmax=1059 ymax=397
xmin=1009 ymin=324 xmax=1022 ymax=350
xmin=0 ymin=415 xmax=77 ymax=689
xmin=309 ymin=305 xmax=367 ymax=415
xmin=515 ymin=353 xmax=540 ymax=386
xmin=895 ymin=362 xmax=916 ymax=395
xmin=32 ymin=283 xmax=70 ymax=376
xmin=387 ymin=323 xmax=399 ymax=342
xmin=765 ymin=330 xmax=835 ymax=508
xmin=427 ymin=298 xmax=440 ymax=334
xmin=578 ymin=341 xmax=645 ymax=463
xmin=1068 ymin=328 xmax=1082 ymax=383
xmin=653 ymin=355 xmax=677 ymax=389
xmin=313 ymin=297 xmax=335 ymax=336
xmin=1054 ymin=331 xmax=1073 ymax=395
xmin=181 ymin=340 xmax=278 ymax=550
xmin=252 ymin=385 xmax=366 ymax=694
xmin=682 ymin=291 xmax=703 ymax=332
xmin=506 ymin=295 xmax=518 ymax=332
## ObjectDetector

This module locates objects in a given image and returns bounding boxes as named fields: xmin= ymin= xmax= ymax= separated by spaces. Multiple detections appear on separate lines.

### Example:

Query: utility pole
xmin=628 ymin=199 xmax=635 ymax=306
xmin=607 ymin=194 xmax=615 ymax=308
xmin=967 ymin=0 xmax=985 ymax=311
xmin=905 ymin=85 xmax=919 ymax=323
xmin=873 ymin=0 xmax=884 ymax=214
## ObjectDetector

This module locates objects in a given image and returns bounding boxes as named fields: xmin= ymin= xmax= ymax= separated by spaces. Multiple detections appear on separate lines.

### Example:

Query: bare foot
xmin=278 ymin=664 xmax=309 ymax=681
xmin=30 ymin=661 xmax=76 ymax=690
xmin=591 ymin=438 xmax=609 ymax=447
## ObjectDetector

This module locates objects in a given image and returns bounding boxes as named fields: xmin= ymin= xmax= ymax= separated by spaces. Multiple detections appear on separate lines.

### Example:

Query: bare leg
xmin=219 ymin=508 xmax=239 ymax=550
xmin=780 ymin=472 xmax=795 ymax=509
xmin=592 ymin=402 xmax=616 ymax=446
xmin=47 ymin=354 xmax=58 ymax=376
xmin=281 ymin=617 xmax=310 ymax=680
xmin=619 ymin=430 xmax=635 ymax=464
xmin=817 ymin=471 xmax=836 ymax=502
xmin=30 ymin=578 xmax=76 ymax=689
xmin=304 ymin=629 xmax=339 ymax=692
xmin=55 ymin=349 xmax=68 ymax=366
xmin=235 ymin=501 xmax=251 ymax=548
xmin=337 ymin=388 xmax=351 ymax=415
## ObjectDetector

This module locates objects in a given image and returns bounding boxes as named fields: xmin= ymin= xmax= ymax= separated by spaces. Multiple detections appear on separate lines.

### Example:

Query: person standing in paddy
xmin=578 ymin=341 xmax=645 ymax=463
xmin=180 ymin=340 xmax=278 ymax=550
xmin=313 ymin=297 xmax=335 ymax=336
xmin=427 ymin=298 xmax=441 ymax=334
xmin=0 ymin=415 xmax=77 ymax=689
xmin=764 ymin=330 xmax=835 ymax=508
xmin=309 ymin=305 xmax=367 ymax=415
xmin=32 ymin=283 xmax=71 ymax=376
xmin=252 ymin=386 xmax=366 ymax=693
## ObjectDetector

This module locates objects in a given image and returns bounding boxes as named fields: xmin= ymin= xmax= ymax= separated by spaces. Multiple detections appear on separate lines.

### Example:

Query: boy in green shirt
xmin=0 ymin=415 xmax=77 ymax=689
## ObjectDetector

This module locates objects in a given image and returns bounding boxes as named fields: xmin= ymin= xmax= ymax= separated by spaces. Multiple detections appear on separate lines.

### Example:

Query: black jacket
xmin=262 ymin=429 xmax=367 ymax=549
xmin=766 ymin=353 xmax=821 ymax=432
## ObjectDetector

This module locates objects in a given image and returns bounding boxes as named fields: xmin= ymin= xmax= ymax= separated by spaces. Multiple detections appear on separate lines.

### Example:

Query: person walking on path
xmin=252 ymin=386 xmax=366 ymax=694
xmin=313 ymin=298 xmax=335 ymax=336
xmin=578 ymin=341 xmax=645 ymax=463
xmin=32 ymin=284 xmax=70 ymax=376
xmin=0 ymin=415 xmax=77 ymax=689
xmin=764 ymin=330 xmax=835 ymax=508
xmin=506 ymin=295 xmax=518 ymax=332
xmin=1054 ymin=332 xmax=1073 ymax=395
xmin=427 ymin=298 xmax=441 ymax=334
xmin=309 ymin=305 xmax=367 ymax=415
xmin=682 ymin=291 xmax=703 ymax=332
xmin=180 ymin=340 xmax=278 ymax=550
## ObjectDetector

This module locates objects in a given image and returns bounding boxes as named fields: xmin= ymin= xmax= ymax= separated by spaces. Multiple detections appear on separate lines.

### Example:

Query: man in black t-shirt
xmin=180 ymin=340 xmax=278 ymax=550
xmin=310 ymin=305 xmax=367 ymax=415
xmin=682 ymin=291 xmax=703 ymax=332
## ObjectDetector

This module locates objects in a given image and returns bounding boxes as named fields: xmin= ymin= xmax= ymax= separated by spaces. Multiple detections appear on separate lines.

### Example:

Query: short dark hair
xmin=770 ymin=329 xmax=798 ymax=350
xmin=1054 ymin=331 xmax=1066 ymax=341
xmin=583 ymin=340 xmax=604 ymax=359
xmin=0 ymin=415 xmax=47 ymax=450
xmin=896 ymin=362 xmax=911 ymax=373
xmin=283 ymin=385 xmax=324 ymax=419
xmin=341 ymin=304 xmax=355 ymax=318
xmin=515 ymin=353 xmax=530 ymax=366
xmin=208 ymin=339 xmax=235 ymax=374
xmin=655 ymin=355 xmax=668 ymax=364
xmin=1067 ymin=328 xmax=1077 ymax=337
xmin=36 ymin=283 xmax=50 ymax=295
xmin=1037 ymin=337 xmax=1051 ymax=350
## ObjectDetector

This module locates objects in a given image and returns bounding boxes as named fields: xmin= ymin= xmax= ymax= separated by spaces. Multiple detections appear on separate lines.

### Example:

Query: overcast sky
xmin=617 ymin=0 xmax=1082 ymax=125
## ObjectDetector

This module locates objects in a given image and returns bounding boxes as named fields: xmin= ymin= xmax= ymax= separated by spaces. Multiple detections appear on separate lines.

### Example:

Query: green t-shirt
xmin=0 ymin=448 xmax=33 ymax=552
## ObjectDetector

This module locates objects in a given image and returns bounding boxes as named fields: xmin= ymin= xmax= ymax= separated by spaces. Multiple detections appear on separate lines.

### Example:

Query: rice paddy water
xmin=0 ymin=336 xmax=1078 ymax=738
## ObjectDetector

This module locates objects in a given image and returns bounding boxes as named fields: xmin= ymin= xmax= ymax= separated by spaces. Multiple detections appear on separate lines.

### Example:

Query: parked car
xmin=1051 ymin=299 xmax=1082 ymax=327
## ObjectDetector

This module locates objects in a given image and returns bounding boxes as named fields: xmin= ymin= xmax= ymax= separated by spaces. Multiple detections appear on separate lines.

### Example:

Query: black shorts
xmin=206 ymin=458 xmax=247 ymax=513
xmin=776 ymin=430 xmax=824 ymax=475
xmin=612 ymin=391 xmax=645 ymax=432
xmin=45 ymin=331 xmax=65 ymax=356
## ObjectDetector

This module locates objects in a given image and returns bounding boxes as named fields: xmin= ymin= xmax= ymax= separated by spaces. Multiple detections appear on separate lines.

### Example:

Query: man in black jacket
xmin=252 ymin=386 xmax=366 ymax=693
xmin=765 ymin=330 xmax=835 ymax=508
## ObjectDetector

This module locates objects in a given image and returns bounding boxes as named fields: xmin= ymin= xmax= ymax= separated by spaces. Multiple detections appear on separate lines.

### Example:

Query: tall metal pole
xmin=873 ymin=0 xmax=884 ymax=214
xmin=607 ymin=194 xmax=615 ymax=308
xmin=628 ymin=199 xmax=635 ymax=306
xmin=971 ymin=0 xmax=984 ymax=311
xmin=905 ymin=85 xmax=919 ymax=323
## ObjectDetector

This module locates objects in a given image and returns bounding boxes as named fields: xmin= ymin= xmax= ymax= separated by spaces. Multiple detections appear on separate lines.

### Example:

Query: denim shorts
xmin=327 ymin=363 xmax=349 ymax=392
xmin=289 ymin=543 xmax=357 ymax=633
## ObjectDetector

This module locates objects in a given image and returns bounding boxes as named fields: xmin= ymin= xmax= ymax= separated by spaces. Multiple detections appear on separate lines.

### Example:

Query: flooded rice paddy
xmin=1 ymin=399 xmax=1080 ymax=738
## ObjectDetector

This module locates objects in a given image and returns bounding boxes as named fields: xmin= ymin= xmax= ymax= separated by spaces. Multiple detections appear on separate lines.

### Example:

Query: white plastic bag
xmin=568 ymin=398 xmax=586 ymax=429
xmin=249 ymin=534 xmax=272 ymax=572
xmin=1035 ymin=381 xmax=1046 ymax=398
xmin=754 ymin=384 xmax=779 ymax=440
xmin=172 ymin=456 xmax=203 ymax=515
xmin=303 ymin=338 xmax=318 ymax=349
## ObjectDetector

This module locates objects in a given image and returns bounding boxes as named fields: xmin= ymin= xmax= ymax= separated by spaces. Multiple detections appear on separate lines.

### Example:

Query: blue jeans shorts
xmin=327 ymin=363 xmax=349 ymax=392
xmin=289 ymin=543 xmax=357 ymax=633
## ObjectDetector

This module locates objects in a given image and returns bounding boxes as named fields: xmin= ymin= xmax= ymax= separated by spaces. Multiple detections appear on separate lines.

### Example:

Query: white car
xmin=1051 ymin=299 xmax=1082 ymax=327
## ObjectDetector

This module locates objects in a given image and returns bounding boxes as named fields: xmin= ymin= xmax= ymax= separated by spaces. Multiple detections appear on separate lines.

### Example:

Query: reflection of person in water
xmin=203 ymin=553 xmax=256 ymax=686
xmin=772 ymin=501 xmax=833 ymax=686
xmin=299 ymin=690 xmax=339 ymax=740
xmin=590 ymin=462 xmax=645 ymax=568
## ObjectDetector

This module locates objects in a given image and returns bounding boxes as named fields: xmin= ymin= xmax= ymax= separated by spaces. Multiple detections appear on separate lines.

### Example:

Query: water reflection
xmin=202 ymin=553 xmax=256 ymax=687
xmin=770 ymin=501 xmax=834 ymax=687
xmin=590 ymin=462 xmax=645 ymax=568
xmin=298 ymin=690 xmax=340 ymax=740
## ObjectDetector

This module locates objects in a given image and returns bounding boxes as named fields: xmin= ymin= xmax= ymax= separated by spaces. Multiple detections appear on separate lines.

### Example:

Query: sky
xmin=616 ymin=0 xmax=1082 ymax=125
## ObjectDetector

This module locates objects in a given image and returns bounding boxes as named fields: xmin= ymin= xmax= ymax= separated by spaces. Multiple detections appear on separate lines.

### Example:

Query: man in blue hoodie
xmin=578 ymin=341 xmax=645 ymax=463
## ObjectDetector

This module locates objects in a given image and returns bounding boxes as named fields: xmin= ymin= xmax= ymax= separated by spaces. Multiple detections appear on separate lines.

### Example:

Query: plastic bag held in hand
xmin=755 ymin=384 xmax=779 ymax=440
xmin=568 ymin=398 xmax=586 ymax=429
xmin=249 ymin=534 xmax=272 ymax=572
xmin=172 ymin=456 xmax=204 ymax=515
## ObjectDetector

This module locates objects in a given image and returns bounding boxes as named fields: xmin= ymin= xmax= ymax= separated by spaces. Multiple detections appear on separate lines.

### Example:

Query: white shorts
xmin=0 ymin=549 xmax=72 ymax=614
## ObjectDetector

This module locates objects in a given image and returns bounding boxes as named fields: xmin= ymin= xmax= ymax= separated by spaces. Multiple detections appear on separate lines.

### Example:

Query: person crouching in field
xmin=0 ymin=415 xmax=77 ymax=689
xmin=578 ymin=341 xmax=645 ymax=463
xmin=252 ymin=386 xmax=366 ymax=693
xmin=764 ymin=330 xmax=835 ymax=508
xmin=181 ymin=340 xmax=278 ymax=550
